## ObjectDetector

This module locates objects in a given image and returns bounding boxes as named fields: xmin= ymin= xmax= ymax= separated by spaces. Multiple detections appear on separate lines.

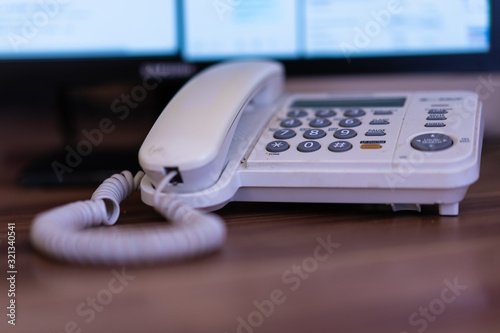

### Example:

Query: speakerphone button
xmin=411 ymin=133 xmax=453 ymax=151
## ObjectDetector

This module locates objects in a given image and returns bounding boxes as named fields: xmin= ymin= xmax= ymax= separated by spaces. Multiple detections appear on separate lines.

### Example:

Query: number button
xmin=344 ymin=109 xmax=366 ymax=117
xmin=280 ymin=118 xmax=302 ymax=128
xmin=315 ymin=109 xmax=336 ymax=117
xmin=287 ymin=109 xmax=308 ymax=118
xmin=274 ymin=129 xmax=296 ymax=139
xmin=309 ymin=118 xmax=332 ymax=128
xmin=266 ymin=141 xmax=290 ymax=152
xmin=303 ymin=129 xmax=326 ymax=139
xmin=333 ymin=129 xmax=357 ymax=139
xmin=328 ymin=141 xmax=353 ymax=152
xmin=297 ymin=141 xmax=321 ymax=152
xmin=339 ymin=118 xmax=361 ymax=127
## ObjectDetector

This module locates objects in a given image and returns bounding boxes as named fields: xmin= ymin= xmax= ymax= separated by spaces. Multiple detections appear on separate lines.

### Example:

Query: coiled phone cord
xmin=30 ymin=171 xmax=226 ymax=265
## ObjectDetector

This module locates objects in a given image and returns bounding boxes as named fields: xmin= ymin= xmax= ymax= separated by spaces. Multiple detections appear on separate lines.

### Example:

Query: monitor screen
xmin=0 ymin=0 xmax=495 ymax=82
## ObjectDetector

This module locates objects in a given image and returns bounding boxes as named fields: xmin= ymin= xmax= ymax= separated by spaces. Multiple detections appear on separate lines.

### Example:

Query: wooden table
xmin=1 ymin=99 xmax=500 ymax=333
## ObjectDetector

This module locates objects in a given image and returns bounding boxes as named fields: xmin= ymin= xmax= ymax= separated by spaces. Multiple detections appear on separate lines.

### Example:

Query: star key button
xmin=266 ymin=140 xmax=290 ymax=152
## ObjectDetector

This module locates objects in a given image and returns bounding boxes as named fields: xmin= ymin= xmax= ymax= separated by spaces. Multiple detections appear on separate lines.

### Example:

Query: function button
xmin=303 ymin=129 xmax=326 ymax=139
xmin=344 ymin=108 xmax=366 ymax=117
xmin=365 ymin=129 xmax=386 ymax=136
xmin=361 ymin=144 xmax=382 ymax=149
xmin=339 ymin=118 xmax=362 ymax=128
xmin=309 ymin=118 xmax=332 ymax=128
xmin=411 ymin=133 xmax=453 ymax=151
xmin=333 ymin=128 xmax=357 ymax=139
xmin=428 ymin=109 xmax=449 ymax=114
xmin=273 ymin=129 xmax=296 ymax=140
xmin=287 ymin=109 xmax=308 ymax=118
xmin=373 ymin=110 xmax=393 ymax=115
xmin=266 ymin=141 xmax=290 ymax=152
xmin=297 ymin=141 xmax=321 ymax=153
xmin=280 ymin=118 xmax=302 ymax=128
xmin=369 ymin=119 xmax=390 ymax=125
xmin=426 ymin=114 xmax=447 ymax=120
xmin=315 ymin=109 xmax=336 ymax=117
xmin=425 ymin=122 xmax=446 ymax=127
xmin=328 ymin=141 xmax=353 ymax=152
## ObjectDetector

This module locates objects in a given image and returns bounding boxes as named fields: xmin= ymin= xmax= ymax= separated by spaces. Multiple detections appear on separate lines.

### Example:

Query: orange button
xmin=360 ymin=144 xmax=382 ymax=149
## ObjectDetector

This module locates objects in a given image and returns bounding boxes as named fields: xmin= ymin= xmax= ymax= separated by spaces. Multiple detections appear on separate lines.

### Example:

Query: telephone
xmin=30 ymin=60 xmax=484 ymax=265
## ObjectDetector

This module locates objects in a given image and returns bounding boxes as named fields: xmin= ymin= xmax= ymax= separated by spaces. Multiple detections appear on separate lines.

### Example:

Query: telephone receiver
xmin=31 ymin=60 xmax=484 ymax=265
xmin=139 ymin=60 xmax=285 ymax=193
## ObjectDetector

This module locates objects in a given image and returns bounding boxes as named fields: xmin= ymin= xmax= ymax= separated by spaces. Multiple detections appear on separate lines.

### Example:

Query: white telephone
xmin=31 ymin=60 xmax=484 ymax=265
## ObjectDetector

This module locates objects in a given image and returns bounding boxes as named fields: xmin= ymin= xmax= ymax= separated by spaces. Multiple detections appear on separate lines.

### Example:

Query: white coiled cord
xmin=30 ymin=171 xmax=227 ymax=265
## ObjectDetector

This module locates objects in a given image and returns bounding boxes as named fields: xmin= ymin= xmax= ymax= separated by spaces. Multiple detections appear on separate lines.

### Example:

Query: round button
xmin=303 ymin=129 xmax=326 ymax=139
xmin=280 ymin=118 xmax=302 ymax=128
xmin=328 ymin=141 xmax=353 ymax=152
xmin=339 ymin=118 xmax=362 ymax=127
xmin=315 ymin=109 xmax=336 ymax=117
xmin=297 ymin=141 xmax=321 ymax=152
xmin=274 ymin=129 xmax=296 ymax=139
xmin=333 ymin=128 xmax=357 ymax=139
xmin=411 ymin=133 xmax=453 ymax=151
xmin=344 ymin=109 xmax=366 ymax=117
xmin=266 ymin=141 xmax=289 ymax=152
xmin=287 ymin=109 xmax=308 ymax=118
xmin=309 ymin=118 xmax=332 ymax=128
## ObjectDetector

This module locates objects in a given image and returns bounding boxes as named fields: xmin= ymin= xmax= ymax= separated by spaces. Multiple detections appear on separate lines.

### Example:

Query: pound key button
xmin=411 ymin=133 xmax=453 ymax=151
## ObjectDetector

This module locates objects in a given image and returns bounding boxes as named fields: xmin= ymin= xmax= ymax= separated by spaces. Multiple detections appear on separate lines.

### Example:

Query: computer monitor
xmin=0 ymin=0 xmax=497 ymax=86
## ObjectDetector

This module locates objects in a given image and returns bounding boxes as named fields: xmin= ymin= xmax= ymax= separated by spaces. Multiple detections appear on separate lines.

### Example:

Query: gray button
xmin=411 ymin=133 xmax=453 ymax=151
xmin=287 ymin=109 xmax=308 ymax=118
xmin=426 ymin=114 xmax=447 ymax=120
xmin=370 ymin=119 xmax=390 ymax=125
xmin=365 ymin=129 xmax=386 ymax=136
xmin=344 ymin=109 xmax=366 ymax=117
xmin=425 ymin=122 xmax=446 ymax=127
xmin=280 ymin=118 xmax=302 ymax=128
xmin=297 ymin=141 xmax=321 ymax=152
xmin=339 ymin=118 xmax=362 ymax=127
xmin=328 ymin=141 xmax=353 ymax=152
xmin=374 ymin=110 xmax=393 ymax=115
xmin=309 ymin=118 xmax=332 ymax=128
xmin=334 ymin=129 xmax=357 ymax=139
xmin=274 ymin=129 xmax=296 ymax=139
xmin=315 ymin=109 xmax=336 ymax=117
xmin=428 ymin=109 xmax=448 ymax=114
xmin=303 ymin=129 xmax=326 ymax=139
xmin=266 ymin=141 xmax=290 ymax=152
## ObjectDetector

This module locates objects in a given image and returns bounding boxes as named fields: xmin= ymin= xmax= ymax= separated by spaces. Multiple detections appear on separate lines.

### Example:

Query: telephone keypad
xmin=309 ymin=118 xmax=332 ymax=128
xmin=344 ymin=109 xmax=366 ymax=117
xmin=274 ymin=129 xmax=297 ymax=139
xmin=334 ymin=129 xmax=357 ymax=139
xmin=297 ymin=141 xmax=321 ymax=152
xmin=339 ymin=118 xmax=362 ymax=127
xmin=328 ymin=141 xmax=353 ymax=152
xmin=287 ymin=109 xmax=308 ymax=118
xmin=280 ymin=118 xmax=302 ymax=128
xmin=303 ymin=129 xmax=326 ymax=139
xmin=266 ymin=141 xmax=289 ymax=152
xmin=315 ymin=109 xmax=336 ymax=117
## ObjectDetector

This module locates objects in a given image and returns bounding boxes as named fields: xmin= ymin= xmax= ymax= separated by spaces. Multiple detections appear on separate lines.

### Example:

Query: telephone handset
xmin=139 ymin=60 xmax=284 ymax=192
xmin=30 ymin=60 xmax=484 ymax=265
